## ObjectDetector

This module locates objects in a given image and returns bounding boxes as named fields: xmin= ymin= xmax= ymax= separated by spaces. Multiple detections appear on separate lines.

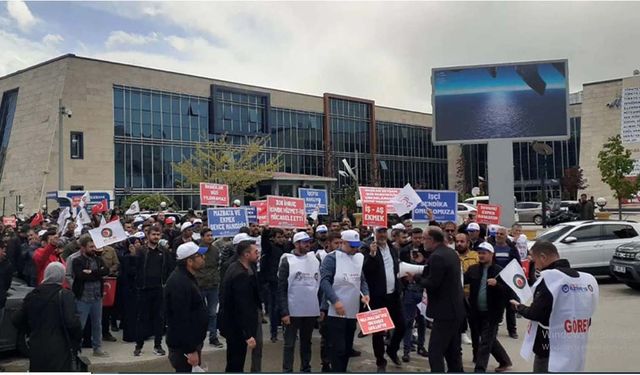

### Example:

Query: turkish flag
xmin=91 ymin=199 xmax=108 ymax=215
xmin=30 ymin=211 xmax=44 ymax=228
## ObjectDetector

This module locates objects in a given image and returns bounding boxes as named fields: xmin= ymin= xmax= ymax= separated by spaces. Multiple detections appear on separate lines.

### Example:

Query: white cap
xmin=392 ymin=223 xmax=405 ymax=230
xmin=316 ymin=225 xmax=328 ymax=233
xmin=132 ymin=231 xmax=146 ymax=239
xmin=341 ymin=230 xmax=361 ymax=248
xmin=293 ymin=232 xmax=312 ymax=243
xmin=233 ymin=232 xmax=256 ymax=245
xmin=176 ymin=242 xmax=206 ymax=260
xmin=477 ymin=241 xmax=494 ymax=253
xmin=133 ymin=216 xmax=145 ymax=224
xmin=38 ymin=229 xmax=47 ymax=237
xmin=193 ymin=219 xmax=203 ymax=224
xmin=467 ymin=222 xmax=481 ymax=232
xmin=181 ymin=222 xmax=193 ymax=232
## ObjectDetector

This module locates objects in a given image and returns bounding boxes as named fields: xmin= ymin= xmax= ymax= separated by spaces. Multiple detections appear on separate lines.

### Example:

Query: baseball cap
xmin=37 ymin=229 xmax=47 ymax=237
xmin=193 ymin=219 xmax=203 ymax=225
xmin=477 ymin=241 xmax=494 ymax=253
xmin=467 ymin=223 xmax=481 ymax=232
xmin=293 ymin=232 xmax=312 ymax=243
xmin=133 ymin=216 xmax=145 ymax=225
xmin=132 ymin=231 xmax=146 ymax=239
xmin=341 ymin=230 xmax=361 ymax=248
xmin=374 ymin=226 xmax=388 ymax=232
xmin=316 ymin=225 xmax=328 ymax=233
xmin=181 ymin=222 xmax=193 ymax=232
xmin=176 ymin=242 xmax=206 ymax=260
xmin=164 ymin=217 xmax=175 ymax=225
xmin=392 ymin=223 xmax=405 ymax=230
xmin=233 ymin=232 xmax=256 ymax=245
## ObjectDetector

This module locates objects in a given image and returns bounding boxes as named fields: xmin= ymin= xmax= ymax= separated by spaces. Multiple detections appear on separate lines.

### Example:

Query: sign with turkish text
xmin=358 ymin=186 xmax=402 ymax=214
xmin=207 ymin=208 xmax=249 ymax=237
xmin=245 ymin=206 xmax=258 ymax=224
xmin=298 ymin=188 xmax=329 ymax=215
xmin=413 ymin=190 xmax=458 ymax=222
xmin=476 ymin=203 xmax=502 ymax=225
xmin=199 ymin=183 xmax=230 ymax=206
xmin=250 ymin=200 xmax=268 ymax=225
xmin=2 ymin=217 xmax=16 ymax=228
xmin=362 ymin=202 xmax=388 ymax=228
xmin=356 ymin=307 xmax=395 ymax=335
xmin=266 ymin=196 xmax=307 ymax=229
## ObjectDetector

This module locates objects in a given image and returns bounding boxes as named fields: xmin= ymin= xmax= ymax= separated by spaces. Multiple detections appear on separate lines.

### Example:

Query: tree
xmin=597 ymin=135 xmax=639 ymax=220
xmin=122 ymin=194 xmax=176 ymax=212
xmin=172 ymin=134 xmax=282 ymax=199
xmin=454 ymin=149 xmax=468 ymax=197
xmin=560 ymin=167 xmax=588 ymax=200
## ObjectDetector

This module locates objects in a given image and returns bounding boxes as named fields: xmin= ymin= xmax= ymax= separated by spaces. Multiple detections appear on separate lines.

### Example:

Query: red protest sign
xmin=477 ymin=203 xmax=502 ymax=225
xmin=358 ymin=186 xmax=402 ymax=214
xmin=356 ymin=307 xmax=395 ymax=335
xmin=266 ymin=196 xmax=307 ymax=229
xmin=200 ymin=183 xmax=229 ymax=206
xmin=2 ymin=217 xmax=16 ymax=228
xmin=362 ymin=202 xmax=387 ymax=228
xmin=250 ymin=200 xmax=268 ymax=225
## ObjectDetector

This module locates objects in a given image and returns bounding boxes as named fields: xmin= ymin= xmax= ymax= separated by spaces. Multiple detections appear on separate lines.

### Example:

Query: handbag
xmin=58 ymin=289 xmax=81 ymax=372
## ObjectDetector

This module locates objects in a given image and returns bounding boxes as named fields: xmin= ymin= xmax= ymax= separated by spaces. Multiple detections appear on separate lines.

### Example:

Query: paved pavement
xmin=1 ymin=279 xmax=637 ymax=372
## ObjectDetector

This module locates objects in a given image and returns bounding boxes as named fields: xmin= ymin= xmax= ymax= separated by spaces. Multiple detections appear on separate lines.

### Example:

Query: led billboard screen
xmin=432 ymin=60 xmax=569 ymax=144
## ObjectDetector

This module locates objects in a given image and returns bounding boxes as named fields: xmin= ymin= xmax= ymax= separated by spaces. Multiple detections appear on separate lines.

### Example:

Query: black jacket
xmin=516 ymin=258 xmax=578 ymax=358
xmin=12 ymin=284 xmax=82 ymax=372
xmin=464 ymin=263 xmax=512 ymax=323
xmin=399 ymin=243 xmax=428 ymax=264
xmin=361 ymin=240 xmax=401 ymax=299
xmin=415 ymin=244 xmax=466 ymax=321
xmin=129 ymin=244 xmax=172 ymax=290
xmin=0 ymin=258 xmax=14 ymax=308
xmin=260 ymin=228 xmax=286 ymax=283
xmin=71 ymin=254 xmax=109 ymax=300
xmin=219 ymin=261 xmax=261 ymax=341
xmin=164 ymin=265 xmax=208 ymax=353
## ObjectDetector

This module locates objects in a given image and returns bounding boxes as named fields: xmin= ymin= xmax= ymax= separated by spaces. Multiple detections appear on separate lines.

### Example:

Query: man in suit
xmin=414 ymin=227 xmax=465 ymax=373
xmin=361 ymin=227 xmax=406 ymax=372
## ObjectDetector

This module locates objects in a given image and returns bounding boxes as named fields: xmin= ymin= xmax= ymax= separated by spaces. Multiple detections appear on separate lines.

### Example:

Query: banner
xmin=499 ymin=259 xmax=533 ymax=303
xmin=246 ymin=206 xmax=258 ymax=224
xmin=200 ymin=183 xmax=230 ymax=206
xmin=250 ymin=200 xmax=268 ymax=225
xmin=358 ymin=186 xmax=402 ymax=214
xmin=298 ymin=188 xmax=329 ymax=215
xmin=390 ymin=183 xmax=423 ymax=216
xmin=413 ymin=190 xmax=458 ymax=222
xmin=266 ymin=196 xmax=307 ymax=229
xmin=89 ymin=220 xmax=128 ymax=248
xmin=207 ymin=208 xmax=249 ymax=237
xmin=362 ymin=202 xmax=387 ymax=228
xmin=477 ymin=203 xmax=502 ymax=225
xmin=356 ymin=307 xmax=395 ymax=335
xmin=2 ymin=216 xmax=16 ymax=228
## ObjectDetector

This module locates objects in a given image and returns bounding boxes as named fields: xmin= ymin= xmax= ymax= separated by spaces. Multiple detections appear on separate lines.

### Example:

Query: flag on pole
xmin=99 ymin=215 xmax=107 ymax=227
xmin=92 ymin=199 xmax=108 ymax=215
xmin=89 ymin=220 xmax=128 ymax=248
xmin=310 ymin=204 xmax=320 ymax=222
xmin=76 ymin=207 xmax=92 ymax=226
xmin=79 ymin=191 xmax=91 ymax=208
xmin=390 ymin=183 xmax=423 ymax=216
xmin=125 ymin=201 xmax=140 ymax=215
xmin=498 ymin=258 xmax=533 ymax=304
xmin=57 ymin=207 xmax=71 ymax=234
xmin=30 ymin=211 xmax=44 ymax=228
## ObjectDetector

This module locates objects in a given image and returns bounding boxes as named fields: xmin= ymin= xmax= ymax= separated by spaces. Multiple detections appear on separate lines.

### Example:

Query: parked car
xmin=464 ymin=196 xmax=519 ymax=223
xmin=515 ymin=202 xmax=544 ymax=225
xmin=610 ymin=242 xmax=640 ymax=291
xmin=0 ymin=278 xmax=32 ymax=354
xmin=560 ymin=200 xmax=580 ymax=212
xmin=457 ymin=203 xmax=477 ymax=223
xmin=531 ymin=220 xmax=640 ymax=276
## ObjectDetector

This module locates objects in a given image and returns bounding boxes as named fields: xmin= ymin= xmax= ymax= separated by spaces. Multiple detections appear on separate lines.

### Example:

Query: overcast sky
xmin=1 ymin=1 xmax=639 ymax=113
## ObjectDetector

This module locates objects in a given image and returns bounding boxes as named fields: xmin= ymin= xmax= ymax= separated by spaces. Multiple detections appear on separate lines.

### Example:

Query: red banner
xmin=362 ymin=202 xmax=388 ymax=228
xmin=266 ymin=196 xmax=307 ymax=229
xmin=250 ymin=200 xmax=268 ymax=225
xmin=358 ymin=186 xmax=402 ymax=214
xmin=357 ymin=307 xmax=395 ymax=335
xmin=2 ymin=217 xmax=16 ymax=228
xmin=477 ymin=203 xmax=502 ymax=225
xmin=199 ymin=183 xmax=230 ymax=206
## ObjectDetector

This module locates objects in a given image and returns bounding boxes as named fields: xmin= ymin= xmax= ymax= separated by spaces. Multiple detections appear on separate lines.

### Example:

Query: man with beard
xmin=311 ymin=225 xmax=329 ymax=253
xmin=456 ymin=233 xmax=479 ymax=347
xmin=260 ymin=226 xmax=287 ymax=342
xmin=465 ymin=222 xmax=485 ymax=251
xmin=195 ymin=228 xmax=223 ymax=348
xmin=34 ymin=229 xmax=64 ymax=285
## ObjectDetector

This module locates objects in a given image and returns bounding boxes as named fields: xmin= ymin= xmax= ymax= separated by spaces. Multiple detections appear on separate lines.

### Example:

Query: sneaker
xmin=417 ymin=347 xmax=429 ymax=357
xmin=386 ymin=349 xmax=402 ymax=366
xmin=133 ymin=347 xmax=142 ymax=357
xmin=103 ymin=333 xmax=117 ymax=342
xmin=210 ymin=337 xmax=223 ymax=348
xmin=270 ymin=334 xmax=278 ymax=343
xmin=93 ymin=349 xmax=109 ymax=357
xmin=402 ymin=353 xmax=410 ymax=363
xmin=349 ymin=349 xmax=361 ymax=357
xmin=110 ymin=323 xmax=120 ymax=332
xmin=321 ymin=364 xmax=332 ymax=372
xmin=509 ymin=332 xmax=519 ymax=339
xmin=153 ymin=346 xmax=166 ymax=356
xmin=462 ymin=333 xmax=472 ymax=345
xmin=495 ymin=363 xmax=513 ymax=372
xmin=376 ymin=365 xmax=386 ymax=373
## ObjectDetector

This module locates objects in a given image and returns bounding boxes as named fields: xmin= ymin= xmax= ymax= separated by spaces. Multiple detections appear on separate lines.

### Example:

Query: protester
xmin=491 ymin=226 xmax=521 ymax=339
xmin=21 ymin=229 xmax=41 ymax=286
xmin=0 ymin=241 xmax=14 ymax=325
xmin=98 ymin=245 xmax=120 ymax=343
xmin=195 ymin=228 xmax=223 ymax=348
xmin=219 ymin=240 xmax=262 ymax=373
xmin=277 ymin=231 xmax=320 ymax=373
xmin=317 ymin=231 xmax=341 ymax=372
xmin=465 ymin=222 xmax=484 ymax=251
xmin=320 ymin=229 xmax=369 ymax=373
xmin=13 ymin=262 xmax=82 ymax=371
xmin=311 ymin=224 xmax=329 ymax=252
xmin=34 ymin=229 xmax=64 ymax=285
xmin=579 ymin=193 xmax=595 ymax=220
xmin=456 ymin=232 xmax=479 ymax=347
xmin=511 ymin=241 xmax=599 ymax=372
xmin=464 ymin=242 xmax=513 ymax=373
xmin=5 ymin=225 xmax=26 ymax=280
xmin=260 ymin=226 xmax=287 ymax=342
xmin=164 ymin=242 xmax=209 ymax=373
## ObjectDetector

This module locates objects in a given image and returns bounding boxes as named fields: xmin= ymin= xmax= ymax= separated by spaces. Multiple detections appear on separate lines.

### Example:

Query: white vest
xmin=316 ymin=249 xmax=328 ymax=262
xmin=328 ymin=251 xmax=364 ymax=319
xmin=282 ymin=252 xmax=320 ymax=317
xmin=520 ymin=269 xmax=598 ymax=372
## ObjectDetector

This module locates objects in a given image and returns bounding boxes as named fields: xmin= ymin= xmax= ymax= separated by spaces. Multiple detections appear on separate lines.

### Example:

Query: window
xmin=570 ymin=225 xmax=602 ymax=242
xmin=70 ymin=132 xmax=84 ymax=159
xmin=0 ymin=89 xmax=18 ymax=181
xmin=602 ymin=224 xmax=638 ymax=240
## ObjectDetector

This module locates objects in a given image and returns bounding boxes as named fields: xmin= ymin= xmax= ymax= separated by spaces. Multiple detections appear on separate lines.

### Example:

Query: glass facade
xmin=211 ymin=86 xmax=269 ymax=135
xmin=0 ymin=89 xmax=18 ymax=182
xmin=462 ymin=117 xmax=581 ymax=202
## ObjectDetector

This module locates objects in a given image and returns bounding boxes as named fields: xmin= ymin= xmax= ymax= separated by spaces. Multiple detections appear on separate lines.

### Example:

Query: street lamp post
xmin=532 ymin=142 xmax=554 ymax=228
xmin=58 ymin=101 xmax=72 ymax=190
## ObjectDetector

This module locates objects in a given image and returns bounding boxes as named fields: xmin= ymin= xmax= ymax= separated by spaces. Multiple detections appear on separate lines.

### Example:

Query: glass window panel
xmin=131 ymin=91 xmax=140 ymax=110
xmin=141 ymin=92 xmax=151 ymax=111
xmin=131 ymin=144 xmax=142 ymax=188
xmin=163 ymin=147 xmax=173 ymax=188
xmin=114 ymin=88 xmax=124 ymax=108
xmin=153 ymin=146 xmax=162 ymax=189
xmin=143 ymin=145 xmax=152 ymax=188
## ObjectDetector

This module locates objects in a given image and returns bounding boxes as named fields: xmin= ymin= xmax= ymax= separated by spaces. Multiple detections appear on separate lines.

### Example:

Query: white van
xmin=463 ymin=196 xmax=520 ymax=223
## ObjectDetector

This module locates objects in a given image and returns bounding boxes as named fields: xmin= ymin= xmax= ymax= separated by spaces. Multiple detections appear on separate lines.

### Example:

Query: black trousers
xmin=502 ymin=300 xmax=517 ymax=334
xmin=136 ymin=288 xmax=164 ymax=348
xmin=471 ymin=313 xmax=511 ymax=372
xmin=282 ymin=316 xmax=316 ymax=372
xmin=370 ymin=293 xmax=405 ymax=366
xmin=168 ymin=346 xmax=202 ymax=373
xmin=319 ymin=317 xmax=332 ymax=370
xmin=428 ymin=318 xmax=464 ymax=373
xmin=102 ymin=306 xmax=115 ymax=335
xmin=326 ymin=316 xmax=357 ymax=373
xmin=226 ymin=336 xmax=248 ymax=372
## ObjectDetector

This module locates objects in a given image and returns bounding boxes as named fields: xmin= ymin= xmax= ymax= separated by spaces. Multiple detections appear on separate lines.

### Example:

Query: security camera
xmin=65 ymin=109 xmax=72 ymax=118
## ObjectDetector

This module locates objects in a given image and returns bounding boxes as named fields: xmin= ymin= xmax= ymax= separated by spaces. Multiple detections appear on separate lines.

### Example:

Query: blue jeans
xmin=402 ymin=289 xmax=423 ymax=353
xmin=201 ymin=287 xmax=219 ymax=339
xmin=76 ymin=299 xmax=103 ymax=350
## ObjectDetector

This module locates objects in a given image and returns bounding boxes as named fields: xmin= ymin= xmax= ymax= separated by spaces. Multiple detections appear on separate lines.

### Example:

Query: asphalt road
xmin=1 ymin=279 xmax=637 ymax=372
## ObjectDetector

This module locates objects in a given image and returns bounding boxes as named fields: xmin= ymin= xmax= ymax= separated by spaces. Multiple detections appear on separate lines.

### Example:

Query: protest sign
xmin=356 ymin=307 xmax=395 ymax=335
xmin=199 ymin=183 xmax=230 ymax=206
xmin=362 ymin=202 xmax=387 ymax=228
xmin=89 ymin=221 xmax=128 ymax=248
xmin=413 ymin=190 xmax=458 ymax=222
xmin=250 ymin=200 xmax=268 ymax=225
xmin=207 ymin=208 xmax=249 ymax=237
xmin=2 ymin=216 xmax=16 ymax=228
xmin=298 ymin=188 xmax=329 ymax=215
xmin=246 ymin=206 xmax=258 ymax=224
xmin=358 ymin=186 xmax=402 ymax=214
xmin=477 ymin=203 xmax=502 ymax=225
xmin=266 ymin=196 xmax=307 ymax=229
